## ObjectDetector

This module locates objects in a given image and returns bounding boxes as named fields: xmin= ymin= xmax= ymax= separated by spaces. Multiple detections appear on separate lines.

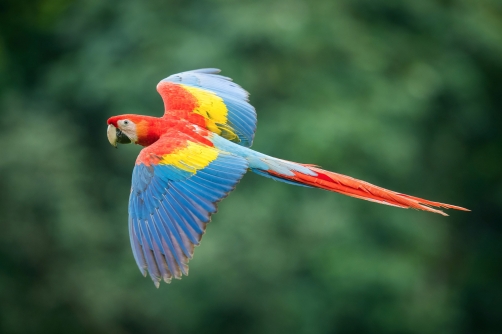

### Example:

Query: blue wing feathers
xmin=154 ymin=207 xmax=191 ymax=258
xmin=129 ymin=148 xmax=248 ymax=285
xmin=181 ymin=179 xmax=220 ymax=199
xmin=162 ymin=190 xmax=204 ymax=235
xmin=168 ymin=185 xmax=208 ymax=230
xmin=154 ymin=164 xmax=191 ymax=181
xmin=143 ymin=189 xmax=156 ymax=214
xmin=196 ymin=170 xmax=241 ymax=187
xmin=159 ymin=199 xmax=200 ymax=252
xmin=165 ymin=69 xmax=248 ymax=100
xmin=139 ymin=219 xmax=155 ymax=251
xmin=138 ymin=221 xmax=161 ymax=282
xmin=165 ymin=187 xmax=209 ymax=230
xmin=129 ymin=218 xmax=147 ymax=276
xmin=170 ymin=183 xmax=216 ymax=214
xmin=147 ymin=216 xmax=175 ymax=265
xmin=147 ymin=219 xmax=172 ymax=281
xmin=202 ymin=165 xmax=246 ymax=179
xmin=160 ymin=199 xmax=200 ymax=246
xmin=148 ymin=215 xmax=186 ymax=276
xmin=177 ymin=181 xmax=222 ymax=204
xmin=187 ymin=175 xmax=229 ymax=197
xmin=205 ymin=155 xmax=247 ymax=170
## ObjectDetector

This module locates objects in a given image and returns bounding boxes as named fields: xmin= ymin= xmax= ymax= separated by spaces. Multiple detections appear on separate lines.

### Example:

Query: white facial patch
xmin=118 ymin=119 xmax=138 ymax=143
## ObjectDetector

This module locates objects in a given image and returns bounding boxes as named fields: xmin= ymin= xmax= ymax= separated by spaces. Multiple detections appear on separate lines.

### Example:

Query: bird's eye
xmin=123 ymin=120 xmax=129 ymax=125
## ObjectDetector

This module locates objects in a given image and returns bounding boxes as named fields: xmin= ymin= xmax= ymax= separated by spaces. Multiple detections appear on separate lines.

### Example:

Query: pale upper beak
xmin=107 ymin=124 xmax=131 ymax=148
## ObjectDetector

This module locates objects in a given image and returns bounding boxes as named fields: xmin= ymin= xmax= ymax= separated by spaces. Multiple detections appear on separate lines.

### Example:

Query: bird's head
xmin=107 ymin=115 xmax=144 ymax=147
xmin=107 ymin=115 xmax=162 ymax=147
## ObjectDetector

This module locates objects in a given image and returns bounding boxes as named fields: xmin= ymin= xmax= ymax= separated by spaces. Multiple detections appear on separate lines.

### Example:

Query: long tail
xmin=210 ymin=135 xmax=469 ymax=216
xmin=249 ymin=158 xmax=469 ymax=216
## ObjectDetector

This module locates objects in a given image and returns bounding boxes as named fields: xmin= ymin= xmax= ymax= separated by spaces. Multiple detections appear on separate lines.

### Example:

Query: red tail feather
xmin=268 ymin=166 xmax=469 ymax=216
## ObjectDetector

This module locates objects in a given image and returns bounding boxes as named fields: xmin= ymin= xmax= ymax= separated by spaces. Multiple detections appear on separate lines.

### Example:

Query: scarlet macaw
xmin=107 ymin=69 xmax=468 ymax=287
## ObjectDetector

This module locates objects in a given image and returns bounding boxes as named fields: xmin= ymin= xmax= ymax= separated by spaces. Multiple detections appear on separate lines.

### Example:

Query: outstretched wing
xmin=129 ymin=132 xmax=249 ymax=286
xmin=156 ymin=69 xmax=257 ymax=147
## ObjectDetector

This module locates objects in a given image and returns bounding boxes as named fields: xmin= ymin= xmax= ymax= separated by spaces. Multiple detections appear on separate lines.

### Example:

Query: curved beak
xmin=107 ymin=124 xmax=131 ymax=148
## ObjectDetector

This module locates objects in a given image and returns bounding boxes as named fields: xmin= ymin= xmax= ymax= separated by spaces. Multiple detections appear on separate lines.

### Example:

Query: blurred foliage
xmin=0 ymin=0 xmax=501 ymax=333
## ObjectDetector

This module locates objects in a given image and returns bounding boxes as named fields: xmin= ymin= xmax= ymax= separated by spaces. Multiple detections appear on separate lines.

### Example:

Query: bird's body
xmin=107 ymin=69 xmax=468 ymax=286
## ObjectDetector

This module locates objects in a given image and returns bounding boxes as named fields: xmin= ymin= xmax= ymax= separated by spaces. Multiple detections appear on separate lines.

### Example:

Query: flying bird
xmin=107 ymin=68 xmax=468 ymax=287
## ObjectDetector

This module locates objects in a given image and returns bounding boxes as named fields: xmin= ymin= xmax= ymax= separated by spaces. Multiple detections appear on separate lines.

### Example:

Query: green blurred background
xmin=1 ymin=0 xmax=501 ymax=333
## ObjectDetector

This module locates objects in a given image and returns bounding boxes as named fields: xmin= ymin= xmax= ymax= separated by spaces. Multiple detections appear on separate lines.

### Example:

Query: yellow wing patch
xmin=181 ymin=85 xmax=238 ymax=141
xmin=159 ymin=141 xmax=219 ymax=173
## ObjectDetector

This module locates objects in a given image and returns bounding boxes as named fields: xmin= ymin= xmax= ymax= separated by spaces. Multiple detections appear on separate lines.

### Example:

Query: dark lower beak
xmin=116 ymin=128 xmax=131 ymax=144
